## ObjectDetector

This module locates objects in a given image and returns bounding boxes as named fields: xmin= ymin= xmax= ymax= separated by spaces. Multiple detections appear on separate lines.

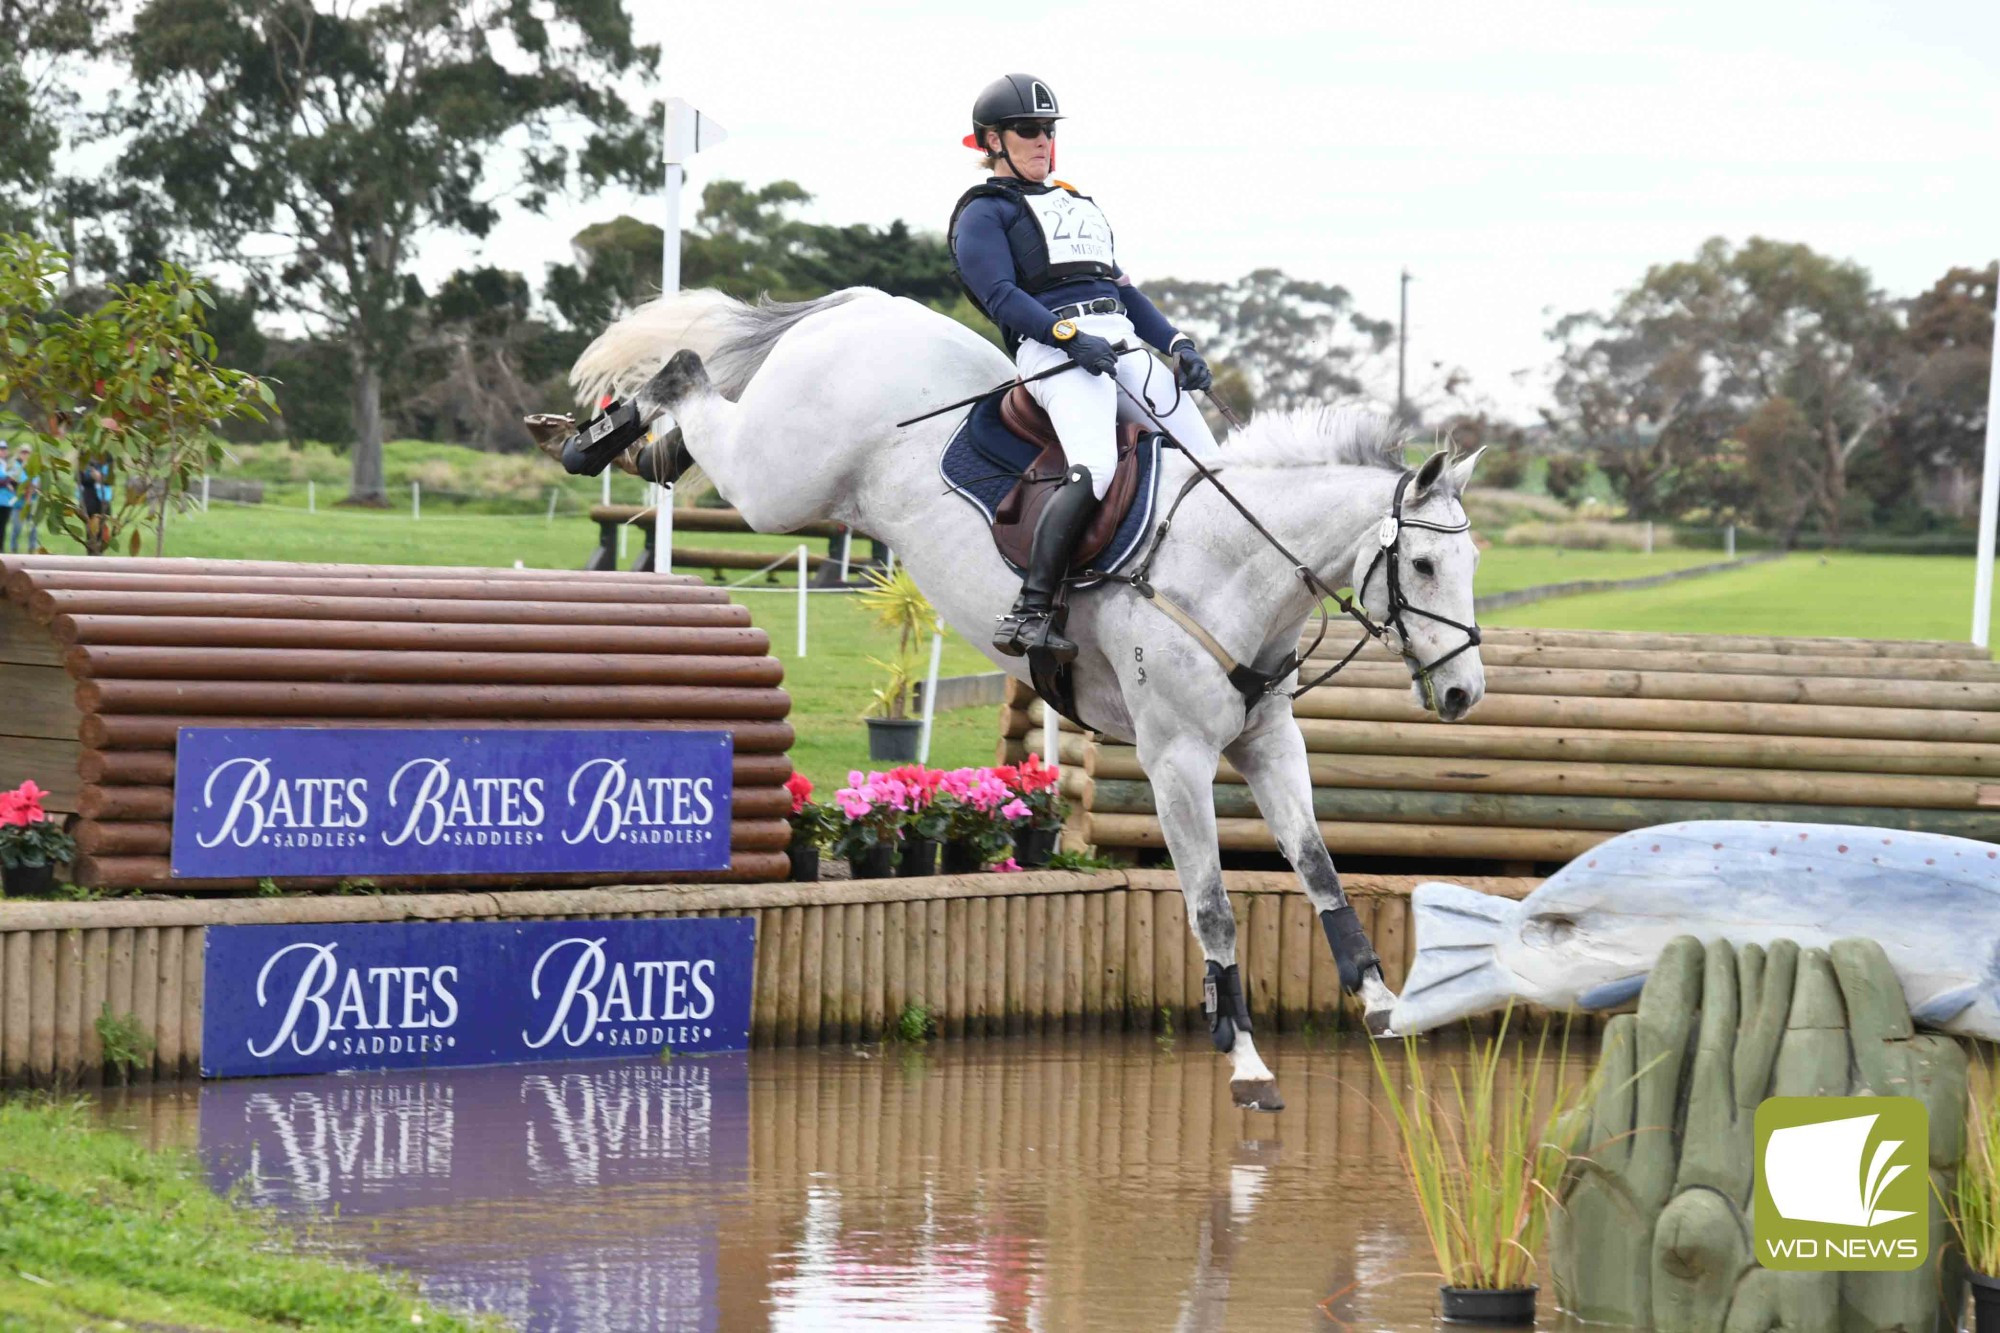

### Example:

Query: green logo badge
xmin=1754 ymin=1096 xmax=1929 ymax=1271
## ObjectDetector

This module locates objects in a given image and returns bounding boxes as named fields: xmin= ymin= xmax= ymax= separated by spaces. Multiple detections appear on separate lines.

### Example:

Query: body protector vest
xmin=948 ymin=180 xmax=1119 ymax=334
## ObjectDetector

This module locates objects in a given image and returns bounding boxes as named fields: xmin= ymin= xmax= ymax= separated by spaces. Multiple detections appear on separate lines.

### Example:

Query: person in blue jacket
xmin=948 ymin=73 xmax=1219 ymax=662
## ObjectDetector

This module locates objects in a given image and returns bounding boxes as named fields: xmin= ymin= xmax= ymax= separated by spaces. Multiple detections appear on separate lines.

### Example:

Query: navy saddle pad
xmin=937 ymin=389 xmax=1162 ymax=591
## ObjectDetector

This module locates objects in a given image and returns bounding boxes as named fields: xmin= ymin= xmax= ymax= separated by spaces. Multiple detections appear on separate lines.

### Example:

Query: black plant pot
xmin=1972 ymin=1270 xmax=2000 ymax=1333
xmin=2 ymin=861 xmax=54 ymax=897
xmin=1012 ymin=826 xmax=1058 ymax=868
xmin=787 ymin=844 xmax=820 ymax=882
xmin=850 ymin=843 xmax=897 ymax=880
xmin=940 ymin=838 xmax=986 ymax=875
xmin=1438 ymin=1284 xmax=1537 ymax=1325
xmin=898 ymin=836 xmax=938 ymax=877
xmin=865 ymin=717 xmax=922 ymax=762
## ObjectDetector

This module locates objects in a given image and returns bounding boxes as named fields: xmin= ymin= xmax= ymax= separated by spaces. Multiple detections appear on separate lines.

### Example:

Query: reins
xmin=1097 ymin=378 xmax=1481 ymax=712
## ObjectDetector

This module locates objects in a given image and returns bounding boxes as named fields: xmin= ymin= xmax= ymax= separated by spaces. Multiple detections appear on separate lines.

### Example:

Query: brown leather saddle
xmin=991 ymin=385 xmax=1147 ymax=572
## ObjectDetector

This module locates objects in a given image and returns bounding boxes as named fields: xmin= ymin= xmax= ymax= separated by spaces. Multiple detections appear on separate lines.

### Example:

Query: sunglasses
xmin=1004 ymin=120 xmax=1058 ymax=141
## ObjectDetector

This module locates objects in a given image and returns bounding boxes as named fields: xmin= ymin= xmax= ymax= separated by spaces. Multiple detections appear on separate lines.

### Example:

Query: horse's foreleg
xmin=1138 ymin=731 xmax=1283 ymax=1112
xmin=1223 ymin=713 xmax=1398 ymax=1036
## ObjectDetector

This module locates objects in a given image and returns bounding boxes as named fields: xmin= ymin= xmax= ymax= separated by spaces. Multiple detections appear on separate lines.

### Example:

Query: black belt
xmin=1047 ymin=297 xmax=1125 ymax=322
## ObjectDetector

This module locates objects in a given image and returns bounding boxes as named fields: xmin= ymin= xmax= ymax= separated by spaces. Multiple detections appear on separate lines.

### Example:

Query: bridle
xmin=1094 ymin=382 xmax=1482 ymax=715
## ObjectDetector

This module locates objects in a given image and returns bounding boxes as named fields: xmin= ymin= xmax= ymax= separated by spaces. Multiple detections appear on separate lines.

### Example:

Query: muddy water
xmin=96 ymin=1033 xmax=1592 ymax=1331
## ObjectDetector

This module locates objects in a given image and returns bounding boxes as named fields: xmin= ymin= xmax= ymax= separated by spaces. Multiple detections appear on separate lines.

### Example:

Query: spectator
xmin=13 ymin=460 xmax=35 ymax=552
xmin=79 ymin=453 xmax=109 ymax=555
xmin=0 ymin=444 xmax=16 ymax=554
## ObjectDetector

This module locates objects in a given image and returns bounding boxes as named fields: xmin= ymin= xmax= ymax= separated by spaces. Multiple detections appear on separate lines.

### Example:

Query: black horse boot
xmin=994 ymin=465 xmax=1098 ymax=661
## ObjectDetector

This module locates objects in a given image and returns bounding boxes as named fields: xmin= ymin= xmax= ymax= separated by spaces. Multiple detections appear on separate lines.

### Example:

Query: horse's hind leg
xmin=1224 ymin=708 xmax=1399 ymax=1035
xmin=632 ymin=350 xmax=759 ymax=518
xmin=1137 ymin=729 xmax=1284 ymax=1112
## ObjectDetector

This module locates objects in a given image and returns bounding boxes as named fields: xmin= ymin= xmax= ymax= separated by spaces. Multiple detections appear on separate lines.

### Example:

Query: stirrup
xmin=994 ymin=609 xmax=1077 ymax=663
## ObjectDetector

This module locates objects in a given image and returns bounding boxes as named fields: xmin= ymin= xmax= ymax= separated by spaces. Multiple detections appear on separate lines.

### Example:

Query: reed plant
xmin=1368 ymin=1008 xmax=1594 ymax=1291
xmin=1948 ymin=1056 xmax=2000 ymax=1277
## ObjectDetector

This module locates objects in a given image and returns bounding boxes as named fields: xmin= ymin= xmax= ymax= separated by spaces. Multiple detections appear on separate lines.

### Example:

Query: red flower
xmin=784 ymin=771 xmax=813 ymax=815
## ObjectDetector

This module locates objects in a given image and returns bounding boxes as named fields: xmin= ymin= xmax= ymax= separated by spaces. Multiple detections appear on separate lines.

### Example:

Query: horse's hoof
xmin=1365 ymin=1007 xmax=1397 ymax=1039
xmin=1230 ymin=1078 xmax=1285 ymax=1112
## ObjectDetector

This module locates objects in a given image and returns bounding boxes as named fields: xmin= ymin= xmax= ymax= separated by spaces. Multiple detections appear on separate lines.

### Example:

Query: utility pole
xmin=1396 ymin=267 xmax=1412 ymax=422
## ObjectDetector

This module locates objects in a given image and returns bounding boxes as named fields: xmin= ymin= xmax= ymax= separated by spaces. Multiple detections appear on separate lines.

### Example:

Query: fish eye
xmin=1413 ymin=557 xmax=1436 ymax=578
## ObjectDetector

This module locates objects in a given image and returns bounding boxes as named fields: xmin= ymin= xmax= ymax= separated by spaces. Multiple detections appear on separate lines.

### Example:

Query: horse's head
xmin=1348 ymin=448 xmax=1486 ymax=722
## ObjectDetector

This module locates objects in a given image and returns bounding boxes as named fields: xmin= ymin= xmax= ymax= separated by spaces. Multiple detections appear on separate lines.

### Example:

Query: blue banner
xmin=172 ymin=727 xmax=733 ymax=878
xmin=201 ymin=917 xmax=755 ymax=1079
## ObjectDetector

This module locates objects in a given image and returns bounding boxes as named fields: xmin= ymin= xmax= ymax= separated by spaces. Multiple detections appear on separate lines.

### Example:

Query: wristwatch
xmin=1051 ymin=319 xmax=1078 ymax=342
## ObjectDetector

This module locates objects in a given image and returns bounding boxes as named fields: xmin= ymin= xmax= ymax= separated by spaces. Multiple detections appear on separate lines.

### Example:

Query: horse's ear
xmin=1446 ymin=445 xmax=1488 ymax=495
xmin=1409 ymin=449 xmax=1450 ymax=503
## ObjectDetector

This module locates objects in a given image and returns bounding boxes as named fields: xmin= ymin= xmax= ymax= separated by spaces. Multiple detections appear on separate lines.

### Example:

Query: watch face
xmin=1052 ymin=319 xmax=1077 ymax=341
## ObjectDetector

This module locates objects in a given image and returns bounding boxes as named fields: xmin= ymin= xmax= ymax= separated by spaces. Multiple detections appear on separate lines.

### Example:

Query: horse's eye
xmin=1413 ymin=558 xmax=1436 ymax=578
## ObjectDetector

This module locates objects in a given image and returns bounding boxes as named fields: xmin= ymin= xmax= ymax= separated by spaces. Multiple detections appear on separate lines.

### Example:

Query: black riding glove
xmin=1171 ymin=339 xmax=1212 ymax=392
xmin=1062 ymin=330 xmax=1121 ymax=376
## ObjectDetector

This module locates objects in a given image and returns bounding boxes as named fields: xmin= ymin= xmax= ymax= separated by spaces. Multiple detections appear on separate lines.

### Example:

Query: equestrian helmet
xmin=963 ymin=74 xmax=1062 ymax=148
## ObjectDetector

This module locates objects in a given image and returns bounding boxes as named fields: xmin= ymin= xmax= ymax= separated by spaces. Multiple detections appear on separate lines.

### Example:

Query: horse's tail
xmin=569 ymin=288 xmax=872 ymax=410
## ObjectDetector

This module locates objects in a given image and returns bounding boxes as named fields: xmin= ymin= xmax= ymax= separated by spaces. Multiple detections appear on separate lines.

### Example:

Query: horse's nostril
xmin=1444 ymin=687 xmax=1469 ymax=716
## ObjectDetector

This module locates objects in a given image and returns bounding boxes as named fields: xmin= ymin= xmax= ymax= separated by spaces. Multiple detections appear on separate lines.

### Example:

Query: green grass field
xmin=1489 ymin=552 xmax=1997 ymax=645
xmin=0 ymin=1099 xmax=488 ymax=1330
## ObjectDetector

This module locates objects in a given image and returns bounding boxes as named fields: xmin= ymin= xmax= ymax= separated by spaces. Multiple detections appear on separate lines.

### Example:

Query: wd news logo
xmin=1754 ymin=1096 xmax=1929 ymax=1272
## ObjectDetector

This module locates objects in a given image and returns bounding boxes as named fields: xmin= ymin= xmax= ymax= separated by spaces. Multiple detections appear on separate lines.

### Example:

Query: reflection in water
xmin=96 ymin=1035 xmax=1589 ymax=1331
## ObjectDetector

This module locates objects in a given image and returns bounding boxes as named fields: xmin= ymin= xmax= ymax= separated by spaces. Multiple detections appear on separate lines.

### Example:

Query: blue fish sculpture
xmin=1390 ymin=820 xmax=2000 ymax=1042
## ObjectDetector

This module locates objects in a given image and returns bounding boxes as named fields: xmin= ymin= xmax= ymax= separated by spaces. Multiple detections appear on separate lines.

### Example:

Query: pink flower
xmin=13 ymin=780 xmax=46 ymax=805
xmin=785 ymin=772 xmax=813 ymax=815
xmin=994 ymin=857 xmax=1022 ymax=874
xmin=1000 ymin=799 xmax=1030 ymax=822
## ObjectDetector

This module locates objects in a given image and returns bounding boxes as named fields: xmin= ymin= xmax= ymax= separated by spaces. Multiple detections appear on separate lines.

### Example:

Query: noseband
xmin=1349 ymin=470 xmax=1483 ymax=711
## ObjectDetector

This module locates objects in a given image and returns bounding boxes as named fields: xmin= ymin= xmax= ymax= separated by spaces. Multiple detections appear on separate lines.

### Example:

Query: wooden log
xmin=1286 ymin=660 xmax=2000 ymax=712
xmin=82 ymin=714 xmax=796 ymax=752
xmin=77 ymin=746 xmax=793 ymax=787
xmin=54 ymin=615 xmax=773 ymax=656
xmin=1355 ymin=625 xmax=1983 ymax=660
xmin=77 ymin=680 xmax=790 ymax=720
xmin=12 ymin=569 xmax=731 ymax=605
xmin=68 ymin=645 xmax=787 ymax=687
xmin=1085 ymin=778 xmax=2000 ymax=839
xmin=1270 ymin=718 xmax=2000 ymax=778
xmin=1085 ymin=812 xmax=1604 ymax=861
xmin=1083 ymin=751 xmax=1996 ymax=809
xmin=585 ymin=504 xmax=846 ymax=539
xmin=71 ymin=848 xmax=792 ymax=892
xmin=668 ymin=546 xmax=832 ymax=573
xmin=1459 ymin=643 xmax=2000 ymax=683
xmin=1291 ymin=687 xmax=2000 ymax=744
xmin=2 ymin=553 xmax=706 ymax=586
xmin=28 ymin=590 xmax=750 ymax=628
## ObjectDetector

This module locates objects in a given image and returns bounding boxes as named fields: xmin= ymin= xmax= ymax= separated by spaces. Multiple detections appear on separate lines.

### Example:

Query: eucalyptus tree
xmin=116 ymin=0 xmax=659 ymax=501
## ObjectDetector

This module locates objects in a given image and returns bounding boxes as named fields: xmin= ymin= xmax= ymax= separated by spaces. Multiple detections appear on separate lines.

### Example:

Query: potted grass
xmin=1369 ymin=1008 xmax=1593 ymax=1325
xmin=783 ymin=773 xmax=837 ymax=882
xmin=856 ymin=567 xmax=941 ymax=762
xmin=832 ymin=771 xmax=904 ymax=880
xmin=1949 ymin=1065 xmax=2000 ymax=1332
xmin=0 ymin=780 xmax=73 ymax=897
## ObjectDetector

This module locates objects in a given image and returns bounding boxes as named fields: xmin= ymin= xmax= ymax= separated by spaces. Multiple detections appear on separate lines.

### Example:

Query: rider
xmin=948 ymin=73 xmax=1221 ymax=662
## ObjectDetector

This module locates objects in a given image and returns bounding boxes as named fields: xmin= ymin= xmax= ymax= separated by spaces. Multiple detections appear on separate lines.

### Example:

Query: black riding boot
xmin=994 ymin=466 xmax=1098 ymax=662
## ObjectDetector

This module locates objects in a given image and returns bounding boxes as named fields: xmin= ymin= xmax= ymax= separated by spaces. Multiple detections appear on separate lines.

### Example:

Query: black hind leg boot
xmin=994 ymin=465 xmax=1099 ymax=662
xmin=1204 ymin=960 xmax=1253 ymax=1054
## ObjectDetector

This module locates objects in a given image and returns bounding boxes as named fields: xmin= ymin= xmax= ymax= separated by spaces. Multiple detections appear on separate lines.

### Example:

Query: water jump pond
xmin=91 ymin=1031 xmax=1595 ymax=1331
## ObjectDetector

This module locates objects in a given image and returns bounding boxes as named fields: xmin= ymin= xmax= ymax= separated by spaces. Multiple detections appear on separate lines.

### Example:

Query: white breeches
xmin=1013 ymin=313 xmax=1219 ymax=500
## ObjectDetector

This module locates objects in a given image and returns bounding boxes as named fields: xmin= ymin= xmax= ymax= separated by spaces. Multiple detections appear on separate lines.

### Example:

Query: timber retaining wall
xmin=0 ymin=869 xmax=1533 ymax=1087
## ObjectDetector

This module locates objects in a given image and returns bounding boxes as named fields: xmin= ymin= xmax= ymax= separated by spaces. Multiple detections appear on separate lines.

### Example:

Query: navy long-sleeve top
xmin=951 ymin=188 xmax=1180 ymax=352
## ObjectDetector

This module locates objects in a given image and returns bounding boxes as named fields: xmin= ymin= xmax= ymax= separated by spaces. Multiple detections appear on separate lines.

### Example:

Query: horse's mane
xmin=1222 ymin=404 xmax=1408 ymax=474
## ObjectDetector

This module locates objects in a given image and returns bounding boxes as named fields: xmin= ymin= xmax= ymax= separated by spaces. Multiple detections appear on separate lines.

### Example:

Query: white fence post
xmin=545 ymin=487 xmax=559 ymax=523
xmin=838 ymin=528 xmax=852 ymax=585
xmin=200 ymin=475 xmax=210 ymax=512
xmin=307 ymin=480 xmax=315 ymax=513
xmin=796 ymin=544 xmax=808 ymax=657
xmin=1643 ymin=520 xmax=1653 ymax=555
xmin=917 ymin=631 xmax=944 ymax=763
xmin=1726 ymin=523 xmax=1736 ymax=559
xmin=652 ymin=481 xmax=674 ymax=576
xmin=412 ymin=481 xmax=420 ymax=521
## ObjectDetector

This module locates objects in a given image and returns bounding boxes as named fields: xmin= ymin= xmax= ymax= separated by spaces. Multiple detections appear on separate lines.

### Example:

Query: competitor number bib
xmin=1022 ymin=190 xmax=1116 ymax=271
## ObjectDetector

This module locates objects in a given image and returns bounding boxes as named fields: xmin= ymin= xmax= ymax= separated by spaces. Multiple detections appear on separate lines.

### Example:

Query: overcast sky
xmin=436 ymin=0 xmax=2000 ymax=420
